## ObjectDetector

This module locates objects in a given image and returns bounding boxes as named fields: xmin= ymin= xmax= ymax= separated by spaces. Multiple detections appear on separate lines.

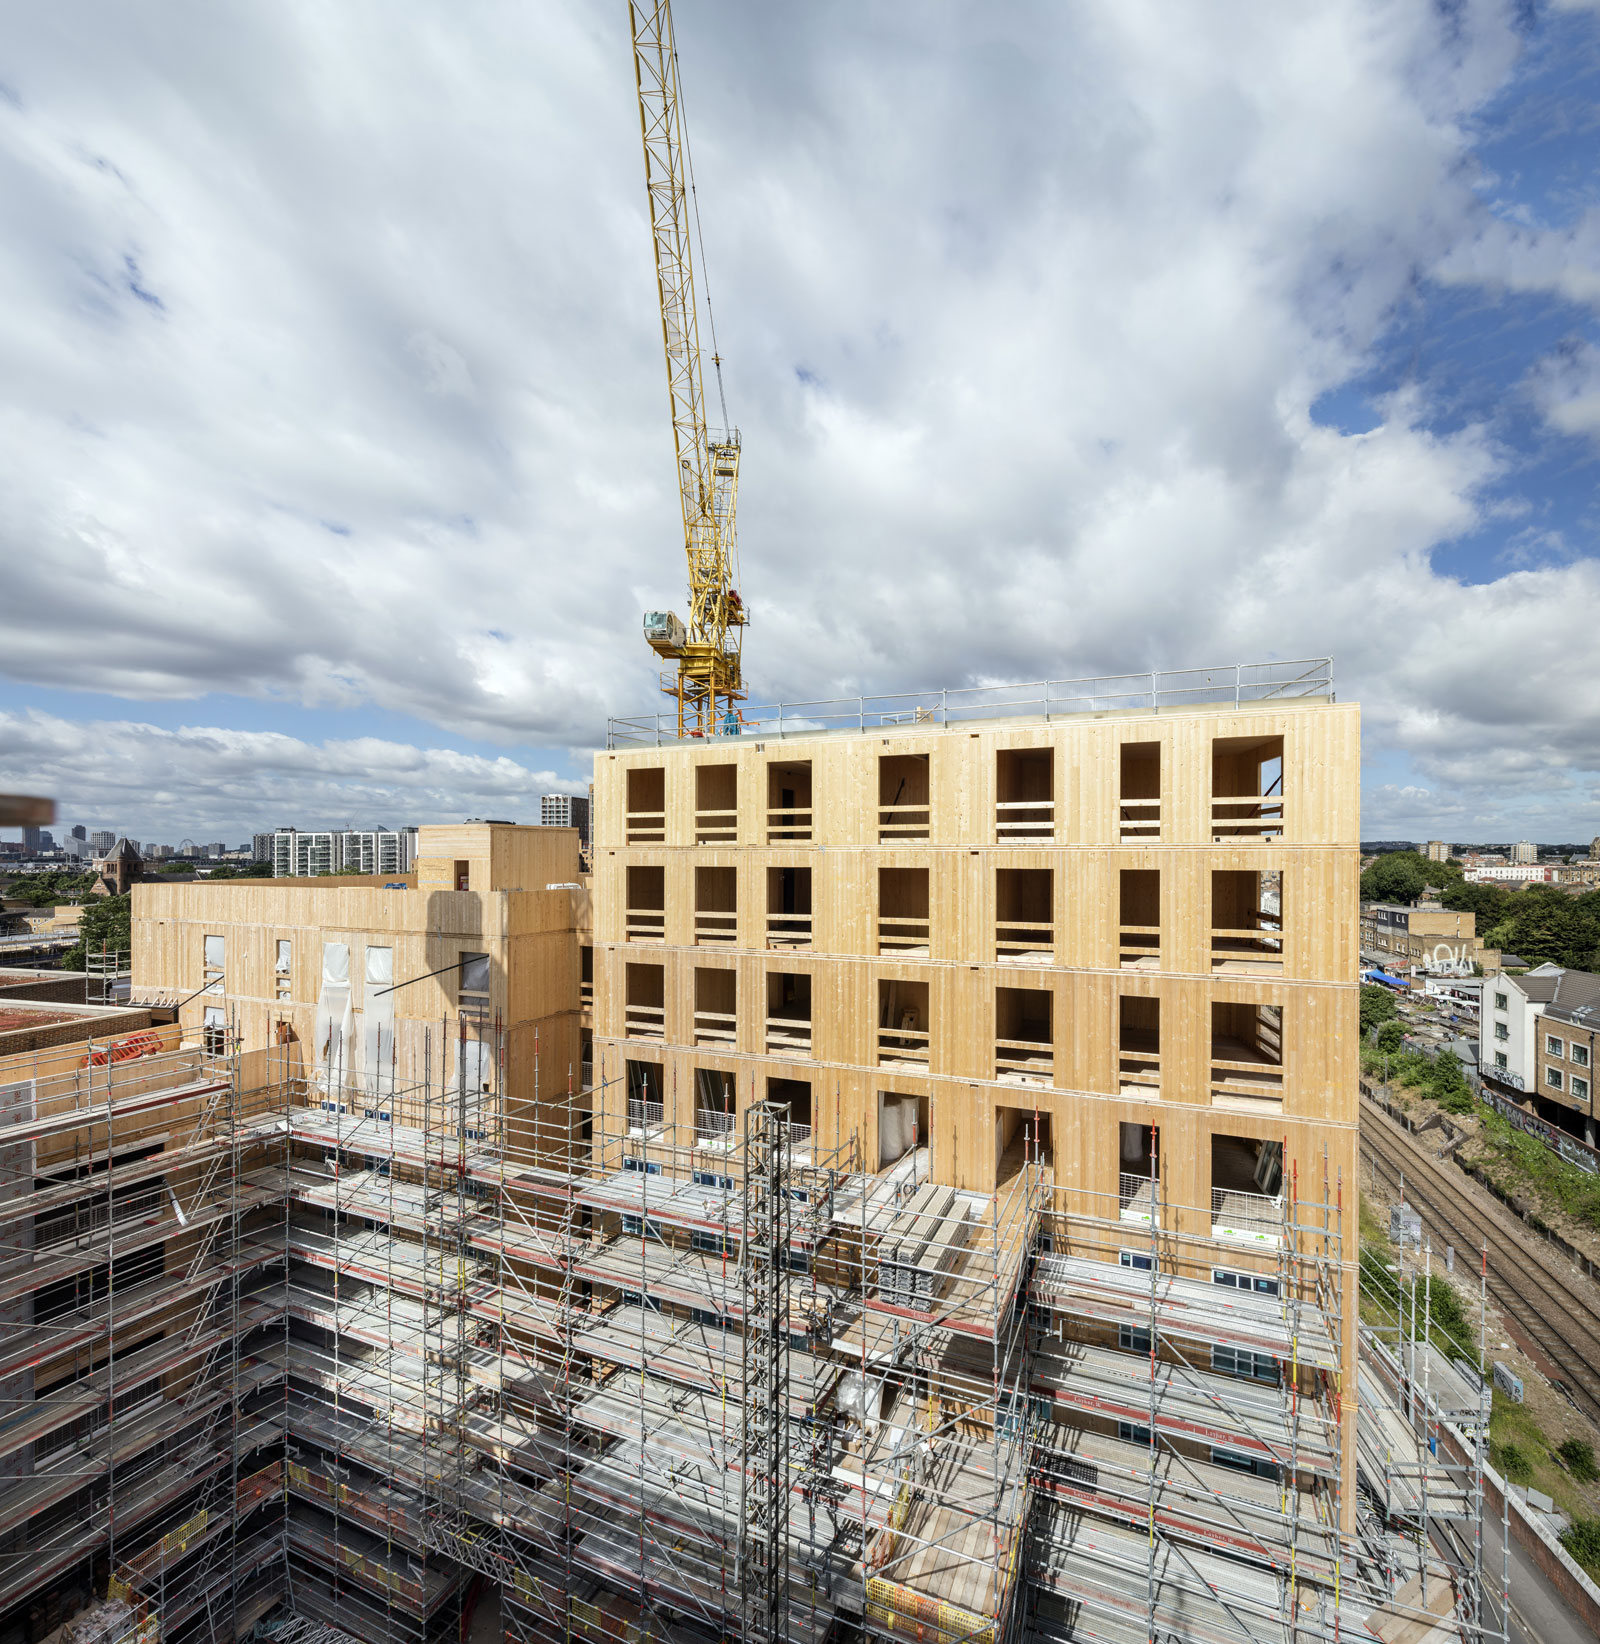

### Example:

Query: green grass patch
xmin=1563 ymin=1518 xmax=1600 ymax=1583
xmin=1494 ymin=1441 xmax=1536 ymax=1485
xmin=1558 ymin=1438 xmax=1598 ymax=1484
xmin=1483 ymin=1395 xmax=1595 ymax=1520
xmin=1475 ymin=1106 xmax=1600 ymax=1232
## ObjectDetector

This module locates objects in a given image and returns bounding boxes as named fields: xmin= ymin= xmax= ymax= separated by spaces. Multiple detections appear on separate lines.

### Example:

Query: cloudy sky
xmin=1 ymin=0 xmax=1598 ymax=845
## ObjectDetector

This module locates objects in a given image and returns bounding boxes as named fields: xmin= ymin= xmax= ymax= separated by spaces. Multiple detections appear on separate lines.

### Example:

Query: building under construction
xmin=0 ymin=664 xmax=1509 ymax=1644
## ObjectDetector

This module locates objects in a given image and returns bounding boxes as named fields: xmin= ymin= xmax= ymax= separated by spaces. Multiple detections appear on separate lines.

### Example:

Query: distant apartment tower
xmin=1424 ymin=839 xmax=1449 ymax=862
xmin=252 ymin=831 xmax=277 ymax=863
xmin=272 ymin=826 xmax=418 ymax=878
xmin=1512 ymin=840 xmax=1537 ymax=864
xmin=541 ymin=792 xmax=591 ymax=848
xmin=88 ymin=830 xmax=115 ymax=853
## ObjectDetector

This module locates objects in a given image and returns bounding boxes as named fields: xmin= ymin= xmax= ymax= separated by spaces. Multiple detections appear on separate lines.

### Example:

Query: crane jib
xmin=630 ymin=0 xmax=747 ymax=737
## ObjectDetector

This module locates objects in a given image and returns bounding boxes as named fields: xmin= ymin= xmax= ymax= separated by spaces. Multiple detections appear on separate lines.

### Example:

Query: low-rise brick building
xmin=1359 ymin=902 xmax=1497 ymax=977
xmin=1535 ymin=980 xmax=1600 ymax=1145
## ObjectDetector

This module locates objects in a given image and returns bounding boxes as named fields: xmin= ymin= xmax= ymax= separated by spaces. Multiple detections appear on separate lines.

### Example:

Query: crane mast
xmin=630 ymin=0 xmax=746 ymax=736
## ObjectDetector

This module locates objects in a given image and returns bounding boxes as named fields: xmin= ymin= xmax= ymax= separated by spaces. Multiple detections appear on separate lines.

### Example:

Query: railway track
xmin=1359 ymin=1095 xmax=1600 ymax=1428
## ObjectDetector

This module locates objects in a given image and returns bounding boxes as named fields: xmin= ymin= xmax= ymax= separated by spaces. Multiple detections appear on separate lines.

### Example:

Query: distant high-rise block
xmin=540 ymin=792 xmax=591 ymax=848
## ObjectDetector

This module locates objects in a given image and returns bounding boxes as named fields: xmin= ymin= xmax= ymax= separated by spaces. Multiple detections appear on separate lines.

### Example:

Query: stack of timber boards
xmin=879 ymin=1183 xmax=968 ymax=1309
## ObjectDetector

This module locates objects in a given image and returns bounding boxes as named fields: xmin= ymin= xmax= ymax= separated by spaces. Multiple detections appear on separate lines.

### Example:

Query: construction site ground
xmin=1358 ymin=1089 xmax=1600 ymax=1543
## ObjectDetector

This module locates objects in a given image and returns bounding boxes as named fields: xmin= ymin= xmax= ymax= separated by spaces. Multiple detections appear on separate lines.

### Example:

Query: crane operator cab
xmin=644 ymin=610 xmax=688 ymax=658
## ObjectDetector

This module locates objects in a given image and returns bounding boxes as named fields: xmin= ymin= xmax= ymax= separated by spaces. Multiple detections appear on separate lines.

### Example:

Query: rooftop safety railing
xmin=608 ymin=658 xmax=1334 ymax=746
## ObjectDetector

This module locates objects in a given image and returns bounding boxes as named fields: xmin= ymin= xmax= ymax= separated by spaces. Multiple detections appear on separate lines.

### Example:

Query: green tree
xmin=1360 ymin=984 xmax=1398 ymax=1035
xmin=1502 ymin=887 xmax=1587 ymax=968
xmin=1376 ymin=1020 xmax=1406 ymax=1055
xmin=1423 ymin=1274 xmax=1472 ymax=1352
xmin=1439 ymin=879 xmax=1510 ymax=926
xmin=4 ymin=870 xmax=96 ymax=908
xmin=1361 ymin=854 xmax=1428 ymax=906
xmin=1427 ymin=1049 xmax=1474 ymax=1115
xmin=61 ymin=893 xmax=131 ymax=973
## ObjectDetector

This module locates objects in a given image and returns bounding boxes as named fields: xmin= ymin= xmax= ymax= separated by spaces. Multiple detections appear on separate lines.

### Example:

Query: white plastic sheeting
xmin=878 ymin=1093 xmax=919 ymax=1166
xmin=363 ymin=946 xmax=395 ymax=1095
xmin=315 ymin=941 xmax=353 ymax=1083
xmin=458 ymin=1036 xmax=491 ymax=1096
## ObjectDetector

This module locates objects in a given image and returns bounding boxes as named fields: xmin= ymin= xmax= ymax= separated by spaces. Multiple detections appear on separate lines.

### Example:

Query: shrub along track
xmin=1360 ymin=1094 xmax=1600 ymax=1428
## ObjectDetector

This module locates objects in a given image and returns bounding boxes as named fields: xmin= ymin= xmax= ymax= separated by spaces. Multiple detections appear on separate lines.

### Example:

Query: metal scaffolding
xmin=0 ymin=1032 xmax=1502 ymax=1644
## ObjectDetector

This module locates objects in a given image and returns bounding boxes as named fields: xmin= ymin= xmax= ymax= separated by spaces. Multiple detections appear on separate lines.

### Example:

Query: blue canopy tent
xmin=1362 ymin=968 xmax=1409 ymax=989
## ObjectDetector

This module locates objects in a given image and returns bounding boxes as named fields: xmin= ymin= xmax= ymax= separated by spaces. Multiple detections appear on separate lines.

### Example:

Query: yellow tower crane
xmin=630 ymin=0 xmax=747 ymax=736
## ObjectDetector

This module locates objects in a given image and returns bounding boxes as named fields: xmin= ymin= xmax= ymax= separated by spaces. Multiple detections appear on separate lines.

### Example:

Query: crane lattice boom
xmin=630 ymin=0 xmax=746 ymax=735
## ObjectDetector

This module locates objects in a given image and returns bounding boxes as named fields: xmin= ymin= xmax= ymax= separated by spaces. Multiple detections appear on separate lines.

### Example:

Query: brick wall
xmin=0 ymin=972 xmax=90 ymax=1006
xmin=0 ymin=1006 xmax=154 ymax=1057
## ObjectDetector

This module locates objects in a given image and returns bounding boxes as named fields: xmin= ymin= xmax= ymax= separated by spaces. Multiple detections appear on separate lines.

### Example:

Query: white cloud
xmin=0 ymin=710 xmax=580 ymax=840
xmin=1526 ymin=339 xmax=1600 ymax=442
xmin=1435 ymin=209 xmax=1600 ymax=309
xmin=0 ymin=1 xmax=1595 ymax=837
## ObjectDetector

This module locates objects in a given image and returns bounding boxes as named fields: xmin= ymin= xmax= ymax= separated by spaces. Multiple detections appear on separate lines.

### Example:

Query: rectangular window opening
xmin=624 ymin=963 xmax=665 ymax=1041
xmin=996 ymin=988 xmax=1053 ymax=1087
xmin=1210 ymin=1135 xmax=1285 ymax=1245
xmin=878 ymin=867 xmax=930 ymax=956
xmin=625 ymin=865 xmax=666 ymax=943
xmin=996 ymin=867 xmax=1054 ymax=963
xmin=996 ymin=747 xmax=1053 ymax=841
xmin=1211 ymin=870 xmax=1283 ymax=975
xmin=879 ymin=753 xmax=930 ymax=841
xmin=1118 ymin=1121 xmax=1159 ymax=1224
xmin=458 ymin=950 xmax=490 ymax=1019
xmin=765 ymin=973 xmax=813 ymax=1058
xmin=877 ymin=978 xmax=930 ymax=1071
xmin=1211 ymin=734 xmax=1284 ymax=841
xmin=768 ymin=1075 xmax=813 ymax=1156
xmin=766 ymin=761 xmax=813 ymax=842
xmin=1119 ymin=869 xmax=1161 ymax=970
xmin=693 ymin=966 xmax=737 ymax=1048
xmin=695 ymin=764 xmax=738 ymax=844
xmin=1119 ymin=742 xmax=1161 ymax=842
xmin=1118 ymin=995 xmax=1161 ymax=1095
xmin=878 ymin=1090 xmax=928 ymax=1169
xmin=1210 ymin=1000 xmax=1284 ymax=1113
xmin=694 ymin=865 xmax=737 ymax=945
xmin=626 ymin=767 xmax=666 ymax=844
xmin=694 ymin=1067 xmax=737 ymax=1152
xmin=766 ymin=866 xmax=812 ymax=949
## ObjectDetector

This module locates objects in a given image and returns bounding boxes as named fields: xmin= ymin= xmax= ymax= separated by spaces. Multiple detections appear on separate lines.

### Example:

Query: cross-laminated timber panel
xmin=591 ymin=697 xmax=1361 ymax=1527
xmin=593 ymin=701 xmax=1358 ymax=852
xmin=593 ymin=952 xmax=1353 ymax=1118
